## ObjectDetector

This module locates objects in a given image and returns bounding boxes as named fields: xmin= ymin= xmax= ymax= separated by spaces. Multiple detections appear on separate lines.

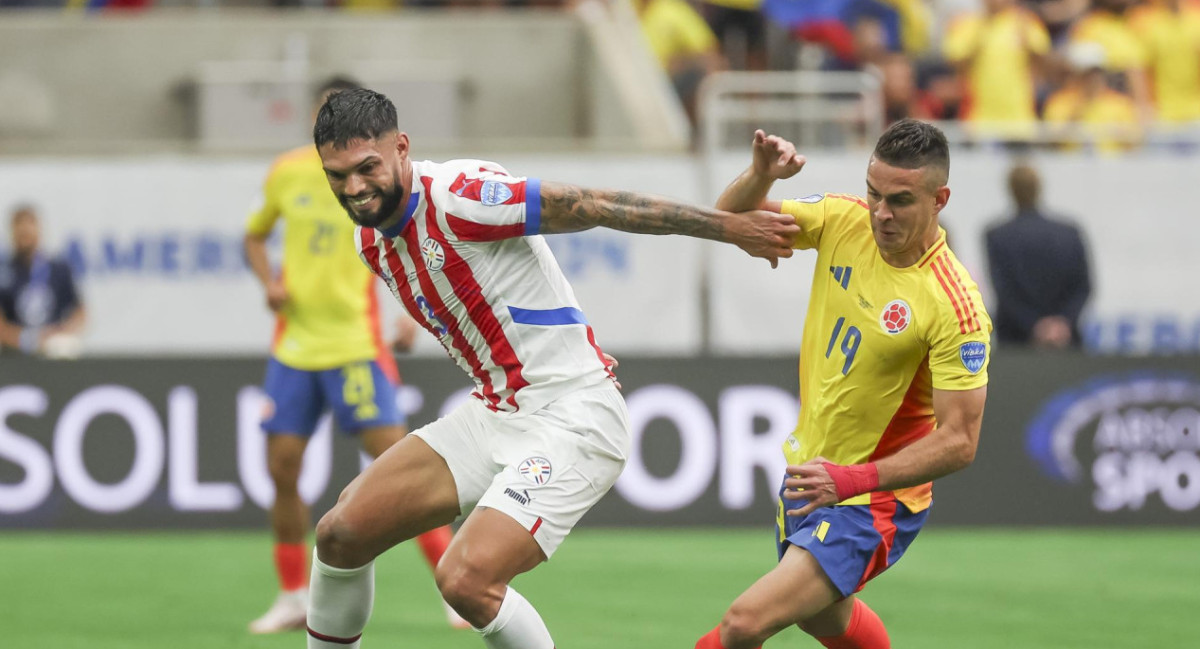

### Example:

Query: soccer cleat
xmin=443 ymin=599 xmax=472 ymax=630
xmin=249 ymin=589 xmax=308 ymax=634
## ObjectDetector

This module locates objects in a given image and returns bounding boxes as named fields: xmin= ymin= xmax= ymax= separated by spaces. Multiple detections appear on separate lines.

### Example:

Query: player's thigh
xmin=444 ymin=505 xmax=545 ymax=585
xmin=728 ymin=544 xmax=843 ymax=634
xmin=261 ymin=358 xmax=326 ymax=436
xmin=474 ymin=383 xmax=630 ymax=560
xmin=318 ymin=359 xmax=404 ymax=436
xmin=331 ymin=434 xmax=460 ymax=549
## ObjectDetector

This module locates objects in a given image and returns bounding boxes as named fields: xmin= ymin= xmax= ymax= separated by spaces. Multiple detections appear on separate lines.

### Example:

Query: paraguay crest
xmin=420 ymin=238 xmax=446 ymax=271
xmin=879 ymin=299 xmax=911 ymax=334
xmin=518 ymin=457 xmax=553 ymax=485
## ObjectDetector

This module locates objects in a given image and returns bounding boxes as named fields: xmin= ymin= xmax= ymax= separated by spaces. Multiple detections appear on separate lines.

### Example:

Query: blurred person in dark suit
xmin=0 ymin=204 xmax=86 ymax=358
xmin=985 ymin=164 xmax=1091 ymax=348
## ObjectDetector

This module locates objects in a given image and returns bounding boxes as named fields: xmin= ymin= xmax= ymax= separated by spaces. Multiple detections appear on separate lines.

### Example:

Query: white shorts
xmin=411 ymin=381 xmax=630 ymax=558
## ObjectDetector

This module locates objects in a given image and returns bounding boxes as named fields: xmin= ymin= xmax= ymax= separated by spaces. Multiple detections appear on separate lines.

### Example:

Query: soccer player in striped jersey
xmin=243 ymin=78 xmax=463 ymax=634
xmin=694 ymin=121 xmax=991 ymax=649
xmin=303 ymin=87 xmax=799 ymax=649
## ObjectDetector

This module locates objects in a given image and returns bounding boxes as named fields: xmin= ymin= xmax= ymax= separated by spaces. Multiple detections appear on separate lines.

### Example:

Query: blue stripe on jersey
xmin=381 ymin=192 xmax=421 ymax=238
xmin=508 ymin=305 xmax=587 ymax=326
xmin=524 ymin=178 xmax=542 ymax=235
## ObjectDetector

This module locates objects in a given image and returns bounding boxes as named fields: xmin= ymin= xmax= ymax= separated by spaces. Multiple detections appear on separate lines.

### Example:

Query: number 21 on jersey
xmin=825 ymin=316 xmax=861 ymax=375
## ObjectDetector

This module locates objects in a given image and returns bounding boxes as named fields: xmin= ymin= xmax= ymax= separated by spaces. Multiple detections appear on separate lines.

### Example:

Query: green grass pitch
xmin=2 ymin=528 xmax=1196 ymax=648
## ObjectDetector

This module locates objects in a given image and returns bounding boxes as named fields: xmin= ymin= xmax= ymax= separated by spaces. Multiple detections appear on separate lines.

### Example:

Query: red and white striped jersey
xmin=356 ymin=159 xmax=613 ymax=415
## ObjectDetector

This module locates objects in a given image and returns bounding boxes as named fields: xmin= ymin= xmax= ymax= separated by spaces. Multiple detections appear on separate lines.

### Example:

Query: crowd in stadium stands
xmin=634 ymin=0 xmax=1200 ymax=149
xmin=646 ymin=0 xmax=1199 ymax=149
xmin=1 ymin=0 xmax=1197 ymax=149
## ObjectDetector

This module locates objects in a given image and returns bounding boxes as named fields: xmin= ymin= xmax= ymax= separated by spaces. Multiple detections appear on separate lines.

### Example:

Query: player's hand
xmin=752 ymin=130 xmax=806 ymax=181
xmin=391 ymin=315 xmax=419 ymax=353
xmin=1032 ymin=315 xmax=1071 ymax=349
xmin=731 ymin=209 xmax=800 ymax=268
xmin=265 ymin=278 xmax=289 ymax=312
xmin=782 ymin=457 xmax=840 ymax=517
xmin=602 ymin=352 xmax=622 ymax=390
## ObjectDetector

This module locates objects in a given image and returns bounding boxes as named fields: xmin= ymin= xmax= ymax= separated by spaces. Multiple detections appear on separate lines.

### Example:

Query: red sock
xmin=274 ymin=542 xmax=308 ymax=592
xmin=416 ymin=525 xmax=453 ymax=570
xmin=817 ymin=599 xmax=890 ymax=649
xmin=694 ymin=625 xmax=761 ymax=649
xmin=695 ymin=626 xmax=727 ymax=649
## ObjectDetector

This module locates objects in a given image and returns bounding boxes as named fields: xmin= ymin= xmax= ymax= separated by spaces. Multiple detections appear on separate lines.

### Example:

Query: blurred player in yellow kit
xmin=694 ymin=120 xmax=991 ymax=649
xmin=243 ymin=77 xmax=463 ymax=634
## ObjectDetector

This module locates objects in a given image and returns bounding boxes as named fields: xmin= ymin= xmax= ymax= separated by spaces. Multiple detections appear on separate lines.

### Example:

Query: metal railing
xmin=697 ymin=70 xmax=886 ymax=156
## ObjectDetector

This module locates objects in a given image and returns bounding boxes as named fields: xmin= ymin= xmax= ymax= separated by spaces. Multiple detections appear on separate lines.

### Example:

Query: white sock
xmin=475 ymin=586 xmax=555 ymax=649
xmin=307 ymin=555 xmax=375 ymax=649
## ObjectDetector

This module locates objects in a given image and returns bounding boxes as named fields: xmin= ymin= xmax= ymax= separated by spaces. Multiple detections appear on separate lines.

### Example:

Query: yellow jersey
xmin=943 ymin=7 xmax=1050 ymax=134
xmin=640 ymin=0 xmax=719 ymax=68
xmin=246 ymin=146 xmax=388 ymax=371
xmin=781 ymin=193 xmax=992 ymax=513
xmin=1129 ymin=2 xmax=1200 ymax=122
xmin=1043 ymin=87 xmax=1139 ymax=154
xmin=1069 ymin=11 xmax=1147 ymax=72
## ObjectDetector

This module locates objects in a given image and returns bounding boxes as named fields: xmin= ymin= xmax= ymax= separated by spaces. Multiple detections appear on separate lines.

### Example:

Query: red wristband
xmin=822 ymin=462 xmax=880 ymax=502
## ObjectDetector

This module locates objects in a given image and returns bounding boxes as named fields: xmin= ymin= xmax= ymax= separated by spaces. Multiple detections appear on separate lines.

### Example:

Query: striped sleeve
xmin=440 ymin=164 xmax=541 ymax=241
xmin=926 ymin=252 xmax=992 ymax=391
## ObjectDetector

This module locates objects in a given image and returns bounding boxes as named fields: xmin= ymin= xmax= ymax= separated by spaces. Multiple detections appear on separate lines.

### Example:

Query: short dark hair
xmin=313 ymin=87 xmax=398 ymax=149
xmin=1008 ymin=164 xmax=1040 ymax=210
xmin=10 ymin=204 xmax=37 ymax=225
xmin=313 ymin=75 xmax=362 ymax=105
xmin=872 ymin=119 xmax=950 ymax=186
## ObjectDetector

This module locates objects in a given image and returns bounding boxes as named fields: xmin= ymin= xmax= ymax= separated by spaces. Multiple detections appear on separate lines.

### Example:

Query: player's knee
xmin=314 ymin=507 xmax=370 ymax=568
xmin=720 ymin=605 xmax=770 ymax=648
xmin=435 ymin=559 xmax=503 ymax=625
xmin=266 ymin=451 xmax=304 ymax=490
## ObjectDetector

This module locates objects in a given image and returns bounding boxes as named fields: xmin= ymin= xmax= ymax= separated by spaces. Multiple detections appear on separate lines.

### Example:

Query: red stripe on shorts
xmin=856 ymin=492 xmax=899 ymax=592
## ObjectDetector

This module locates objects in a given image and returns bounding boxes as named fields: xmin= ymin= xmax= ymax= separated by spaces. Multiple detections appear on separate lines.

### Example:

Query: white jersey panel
xmin=357 ymin=159 xmax=612 ymax=415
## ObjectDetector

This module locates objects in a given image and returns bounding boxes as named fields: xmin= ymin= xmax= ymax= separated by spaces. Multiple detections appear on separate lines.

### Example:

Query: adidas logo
xmin=830 ymin=265 xmax=852 ymax=290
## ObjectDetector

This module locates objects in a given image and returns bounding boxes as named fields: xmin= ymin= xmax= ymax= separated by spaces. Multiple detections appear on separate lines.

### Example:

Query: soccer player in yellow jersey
xmin=694 ymin=120 xmax=990 ymax=649
xmin=243 ymin=77 xmax=462 ymax=634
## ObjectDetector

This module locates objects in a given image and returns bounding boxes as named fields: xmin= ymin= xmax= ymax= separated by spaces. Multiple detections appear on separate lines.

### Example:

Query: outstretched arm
xmin=716 ymin=129 xmax=806 ymax=213
xmin=538 ymin=181 xmax=799 ymax=267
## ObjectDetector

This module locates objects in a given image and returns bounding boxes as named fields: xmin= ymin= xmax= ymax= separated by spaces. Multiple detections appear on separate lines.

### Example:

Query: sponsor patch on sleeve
xmin=480 ymin=180 xmax=515 ymax=206
xmin=796 ymin=193 xmax=825 ymax=203
xmin=959 ymin=341 xmax=988 ymax=374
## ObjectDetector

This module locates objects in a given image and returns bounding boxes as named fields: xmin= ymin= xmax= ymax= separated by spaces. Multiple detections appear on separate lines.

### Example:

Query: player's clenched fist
xmin=752 ymin=129 xmax=806 ymax=180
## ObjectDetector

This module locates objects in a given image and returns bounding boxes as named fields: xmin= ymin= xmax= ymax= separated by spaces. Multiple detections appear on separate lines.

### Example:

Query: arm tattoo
xmin=539 ymin=181 xmax=728 ymax=241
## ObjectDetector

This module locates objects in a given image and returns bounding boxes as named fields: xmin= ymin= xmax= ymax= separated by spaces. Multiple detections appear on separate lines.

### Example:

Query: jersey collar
xmin=914 ymin=228 xmax=948 ymax=269
xmin=379 ymin=191 xmax=420 ymax=239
